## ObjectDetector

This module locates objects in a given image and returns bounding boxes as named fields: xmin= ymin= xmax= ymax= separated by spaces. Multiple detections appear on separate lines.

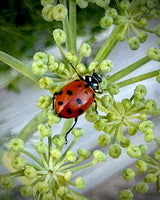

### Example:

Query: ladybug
xmin=53 ymin=64 xmax=102 ymax=143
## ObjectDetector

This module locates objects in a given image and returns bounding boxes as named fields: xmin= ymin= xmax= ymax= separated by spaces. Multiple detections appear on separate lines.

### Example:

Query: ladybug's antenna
xmin=69 ymin=63 xmax=84 ymax=81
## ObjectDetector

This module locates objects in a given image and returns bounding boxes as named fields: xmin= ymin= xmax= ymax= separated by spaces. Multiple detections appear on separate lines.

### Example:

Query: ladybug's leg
xmin=65 ymin=117 xmax=78 ymax=144
xmin=52 ymin=92 xmax=58 ymax=110
xmin=94 ymin=100 xmax=98 ymax=113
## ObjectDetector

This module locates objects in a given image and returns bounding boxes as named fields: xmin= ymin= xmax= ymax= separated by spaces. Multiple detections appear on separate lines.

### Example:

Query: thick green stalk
xmin=94 ymin=25 xmax=123 ymax=62
xmin=108 ymin=56 xmax=151 ymax=82
xmin=18 ymin=110 xmax=48 ymax=142
xmin=0 ymin=51 xmax=40 ymax=83
xmin=69 ymin=0 xmax=77 ymax=54
xmin=117 ymin=70 xmax=160 ymax=87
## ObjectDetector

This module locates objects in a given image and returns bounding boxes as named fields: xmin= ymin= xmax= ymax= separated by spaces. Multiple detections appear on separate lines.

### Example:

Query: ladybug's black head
xmin=83 ymin=72 xmax=102 ymax=93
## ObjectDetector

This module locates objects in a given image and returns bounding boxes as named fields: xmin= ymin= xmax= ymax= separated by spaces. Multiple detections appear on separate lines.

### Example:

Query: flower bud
xmin=24 ymin=166 xmax=37 ymax=179
xmin=99 ymin=59 xmax=113 ymax=73
xmin=71 ymin=128 xmax=85 ymax=138
xmin=93 ymin=150 xmax=106 ymax=162
xmin=146 ymin=173 xmax=157 ymax=183
xmin=135 ymin=182 xmax=149 ymax=194
xmin=53 ymin=29 xmax=66 ymax=44
xmin=77 ymin=0 xmax=88 ymax=8
xmin=134 ymin=84 xmax=147 ymax=99
xmin=42 ymin=4 xmax=54 ymax=22
xmin=98 ymin=134 xmax=111 ymax=147
xmin=122 ymin=168 xmax=135 ymax=181
xmin=57 ymin=186 xmax=68 ymax=197
xmin=11 ymin=155 xmax=26 ymax=170
xmin=119 ymin=189 xmax=133 ymax=200
xmin=20 ymin=185 xmax=33 ymax=197
xmin=77 ymin=148 xmax=91 ymax=159
xmin=34 ymin=141 xmax=48 ymax=153
xmin=37 ymin=95 xmax=52 ymax=109
xmin=75 ymin=177 xmax=86 ymax=189
xmin=0 ymin=177 xmax=15 ymax=189
xmin=52 ymin=134 xmax=65 ymax=147
xmin=147 ymin=47 xmax=160 ymax=61
xmin=101 ymin=95 xmax=114 ymax=109
xmin=53 ymin=4 xmax=67 ymax=21
xmin=50 ymin=147 xmax=61 ymax=159
xmin=38 ymin=124 xmax=52 ymax=138
xmin=127 ymin=144 xmax=141 ymax=158
xmin=37 ymin=181 xmax=49 ymax=193
xmin=80 ymin=43 xmax=91 ymax=57
xmin=128 ymin=37 xmax=140 ymax=50
xmin=66 ymin=151 xmax=76 ymax=162
xmin=100 ymin=16 xmax=113 ymax=29
xmin=39 ymin=77 xmax=55 ymax=90
xmin=109 ymin=144 xmax=121 ymax=159
xmin=8 ymin=138 xmax=24 ymax=152
xmin=136 ymin=160 xmax=147 ymax=172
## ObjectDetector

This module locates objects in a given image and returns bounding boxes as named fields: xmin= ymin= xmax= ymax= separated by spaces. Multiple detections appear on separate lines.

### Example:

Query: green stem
xmin=60 ymin=118 xmax=74 ymax=137
xmin=69 ymin=0 xmax=77 ymax=54
xmin=94 ymin=25 xmax=123 ymax=63
xmin=0 ymin=169 xmax=24 ymax=178
xmin=0 ymin=51 xmax=40 ymax=83
xmin=18 ymin=110 xmax=48 ymax=142
xmin=22 ymin=150 xmax=43 ymax=166
xmin=117 ymin=70 xmax=160 ymax=87
xmin=60 ymin=0 xmax=72 ymax=51
xmin=107 ymin=56 xmax=150 ymax=82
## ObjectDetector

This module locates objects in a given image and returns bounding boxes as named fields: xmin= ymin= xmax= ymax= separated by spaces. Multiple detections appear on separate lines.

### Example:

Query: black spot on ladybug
xmin=85 ymin=91 xmax=88 ymax=94
xmin=67 ymin=90 xmax=73 ymax=95
xmin=58 ymin=101 xmax=63 ymax=105
xmin=93 ymin=93 xmax=95 ymax=98
xmin=85 ymin=84 xmax=89 ymax=88
xmin=78 ymin=109 xmax=83 ymax=115
xmin=78 ymin=84 xmax=81 ymax=87
xmin=76 ymin=98 xmax=82 ymax=105
xmin=75 ymin=79 xmax=79 ymax=81
xmin=58 ymin=90 xmax=63 ymax=95
xmin=67 ymin=108 xmax=72 ymax=114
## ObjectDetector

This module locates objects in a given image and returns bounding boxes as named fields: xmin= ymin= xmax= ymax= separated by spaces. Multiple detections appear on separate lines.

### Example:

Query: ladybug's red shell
xmin=55 ymin=80 xmax=95 ymax=118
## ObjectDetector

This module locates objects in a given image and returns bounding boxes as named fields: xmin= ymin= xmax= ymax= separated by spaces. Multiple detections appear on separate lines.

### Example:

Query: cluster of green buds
xmin=99 ymin=0 xmax=160 ymax=50
xmin=119 ymin=139 xmax=160 ymax=200
xmin=86 ymin=83 xmax=159 ymax=159
xmin=0 ymin=128 xmax=106 ymax=199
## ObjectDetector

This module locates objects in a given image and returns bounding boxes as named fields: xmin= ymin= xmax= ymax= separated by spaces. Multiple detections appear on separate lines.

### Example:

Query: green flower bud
xmin=134 ymin=97 xmax=145 ymax=107
xmin=33 ymin=52 xmax=48 ymax=64
xmin=42 ymin=4 xmax=54 ymax=22
xmin=147 ymin=47 xmax=160 ymax=61
xmin=39 ymin=77 xmax=55 ymax=90
xmin=0 ymin=177 xmax=15 ymax=189
xmin=98 ymin=134 xmax=111 ymax=147
xmin=135 ymin=182 xmax=149 ymax=194
xmin=145 ymin=99 xmax=157 ymax=111
xmin=154 ymin=25 xmax=160 ymax=37
xmin=24 ymin=166 xmax=37 ymax=179
xmin=106 ymin=112 xmax=115 ymax=122
xmin=114 ymin=15 xmax=126 ymax=25
xmin=52 ymin=134 xmax=65 ymax=147
xmin=77 ymin=148 xmax=91 ymax=159
xmin=144 ymin=129 xmax=155 ymax=142
xmin=57 ymin=186 xmax=68 ymax=197
xmin=136 ymin=160 xmax=147 ymax=172
xmin=88 ymin=61 xmax=98 ymax=72
xmin=127 ymin=144 xmax=141 ymax=158
xmin=128 ymin=37 xmax=140 ymax=50
xmin=154 ymin=149 xmax=160 ymax=161
xmin=71 ymin=128 xmax=85 ymax=138
xmin=137 ymin=31 xmax=148 ymax=43
xmin=122 ymin=98 xmax=132 ymax=110
xmin=75 ymin=177 xmax=86 ymax=189
xmin=42 ymin=192 xmax=54 ymax=200
xmin=66 ymin=52 xmax=77 ymax=63
xmin=120 ymin=137 xmax=130 ymax=148
xmin=50 ymin=147 xmax=61 ymax=159
xmin=122 ymin=168 xmax=135 ymax=181
xmin=85 ymin=112 xmax=100 ymax=122
xmin=41 ymin=0 xmax=54 ymax=6
xmin=53 ymin=4 xmax=67 ymax=21
xmin=105 ymin=8 xmax=118 ymax=19
xmin=139 ymin=144 xmax=148 ymax=154
xmin=37 ymin=181 xmax=49 ymax=193
xmin=128 ymin=125 xmax=137 ymax=136
xmin=64 ymin=171 xmax=72 ymax=181
xmin=37 ymin=95 xmax=52 ymax=109
xmin=76 ymin=64 xmax=86 ymax=74
xmin=117 ymin=33 xmax=125 ymax=42
xmin=38 ymin=124 xmax=52 ymax=138
xmin=93 ymin=150 xmax=106 ymax=162
xmin=107 ymin=82 xmax=119 ymax=95
xmin=139 ymin=113 xmax=147 ymax=121
xmin=80 ymin=43 xmax=91 ymax=57
xmin=120 ymin=0 xmax=130 ymax=10
xmin=66 ymin=151 xmax=76 ymax=162
xmin=47 ymin=111 xmax=61 ymax=126
xmin=99 ymin=59 xmax=113 ymax=73
xmin=100 ymin=16 xmax=113 ymax=29
xmin=77 ymin=0 xmax=88 ymax=8
xmin=119 ymin=190 xmax=133 ymax=200
xmin=134 ymin=84 xmax=147 ymax=99
xmin=8 ymin=138 xmax=24 ymax=152
xmin=34 ymin=141 xmax=48 ymax=153
xmin=96 ymin=0 xmax=110 ymax=8
xmin=101 ymin=95 xmax=114 ymax=109
xmin=146 ymin=173 xmax=157 ymax=183
xmin=94 ymin=119 xmax=106 ymax=131
xmin=139 ymin=120 xmax=154 ymax=133
xmin=11 ymin=155 xmax=26 ymax=170
xmin=48 ymin=61 xmax=59 ymax=72
xmin=32 ymin=61 xmax=47 ymax=75
xmin=53 ymin=29 xmax=66 ymax=44
xmin=20 ymin=185 xmax=33 ymax=197
xmin=139 ymin=17 xmax=147 ymax=28
xmin=109 ymin=144 xmax=121 ymax=159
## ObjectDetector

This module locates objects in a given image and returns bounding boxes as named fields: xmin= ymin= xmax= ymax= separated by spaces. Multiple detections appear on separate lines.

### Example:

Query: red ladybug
xmin=53 ymin=64 xmax=102 ymax=142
